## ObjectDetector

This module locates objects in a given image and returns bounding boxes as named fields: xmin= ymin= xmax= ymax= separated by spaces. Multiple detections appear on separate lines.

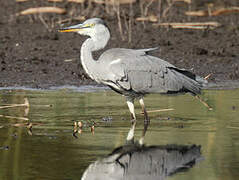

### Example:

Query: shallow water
xmin=0 ymin=87 xmax=239 ymax=180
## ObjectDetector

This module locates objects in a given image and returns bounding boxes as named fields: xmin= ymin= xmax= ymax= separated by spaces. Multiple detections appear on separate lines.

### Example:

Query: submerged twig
xmin=0 ymin=98 xmax=29 ymax=109
xmin=144 ymin=108 xmax=174 ymax=113
xmin=0 ymin=114 xmax=29 ymax=121
xmin=195 ymin=96 xmax=212 ymax=110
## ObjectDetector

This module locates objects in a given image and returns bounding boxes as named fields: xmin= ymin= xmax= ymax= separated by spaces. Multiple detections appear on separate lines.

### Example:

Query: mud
xmin=0 ymin=0 xmax=238 ymax=88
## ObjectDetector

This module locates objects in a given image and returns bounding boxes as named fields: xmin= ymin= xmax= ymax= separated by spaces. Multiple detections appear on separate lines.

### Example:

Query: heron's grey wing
xmin=99 ymin=48 xmax=168 ymax=93
xmin=100 ymin=48 xmax=201 ymax=94
xmin=135 ymin=47 xmax=159 ymax=55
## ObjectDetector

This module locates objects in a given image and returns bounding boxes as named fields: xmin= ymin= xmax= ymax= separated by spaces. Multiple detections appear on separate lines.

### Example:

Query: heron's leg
xmin=139 ymin=98 xmax=150 ymax=145
xmin=139 ymin=98 xmax=149 ymax=122
xmin=127 ymin=98 xmax=136 ymax=120
xmin=126 ymin=98 xmax=136 ymax=142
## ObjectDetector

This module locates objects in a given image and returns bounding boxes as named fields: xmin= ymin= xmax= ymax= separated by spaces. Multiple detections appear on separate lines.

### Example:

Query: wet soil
xmin=0 ymin=0 xmax=238 ymax=88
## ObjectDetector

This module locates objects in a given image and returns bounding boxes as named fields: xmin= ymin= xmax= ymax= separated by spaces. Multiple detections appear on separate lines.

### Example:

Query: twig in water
xmin=195 ymin=96 xmax=212 ymax=110
xmin=142 ymin=108 xmax=174 ymax=114
xmin=0 ymin=114 xmax=29 ymax=121
xmin=0 ymin=98 xmax=29 ymax=109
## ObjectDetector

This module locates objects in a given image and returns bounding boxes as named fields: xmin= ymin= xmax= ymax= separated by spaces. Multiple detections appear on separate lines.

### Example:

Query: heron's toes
xmin=126 ymin=138 xmax=134 ymax=145
xmin=138 ymin=137 xmax=144 ymax=146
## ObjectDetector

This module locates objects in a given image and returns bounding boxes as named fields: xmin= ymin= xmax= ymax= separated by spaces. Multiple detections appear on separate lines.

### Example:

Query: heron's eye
xmin=90 ymin=23 xmax=95 ymax=27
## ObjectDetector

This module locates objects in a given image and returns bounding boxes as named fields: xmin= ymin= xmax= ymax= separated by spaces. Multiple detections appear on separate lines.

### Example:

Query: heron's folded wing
xmin=108 ymin=54 xmax=167 ymax=93
xmin=108 ymin=60 xmax=131 ymax=90
xmin=135 ymin=47 xmax=159 ymax=55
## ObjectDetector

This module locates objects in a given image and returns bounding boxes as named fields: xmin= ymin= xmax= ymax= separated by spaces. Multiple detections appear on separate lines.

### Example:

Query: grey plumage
xmin=59 ymin=18 xmax=206 ymax=132
xmin=98 ymin=48 xmax=203 ymax=96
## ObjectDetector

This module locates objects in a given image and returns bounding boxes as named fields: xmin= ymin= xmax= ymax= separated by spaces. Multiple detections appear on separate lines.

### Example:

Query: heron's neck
xmin=80 ymin=31 xmax=110 ymax=81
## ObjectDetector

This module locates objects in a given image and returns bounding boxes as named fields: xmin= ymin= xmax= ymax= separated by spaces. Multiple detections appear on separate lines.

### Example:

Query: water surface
xmin=0 ymin=88 xmax=239 ymax=179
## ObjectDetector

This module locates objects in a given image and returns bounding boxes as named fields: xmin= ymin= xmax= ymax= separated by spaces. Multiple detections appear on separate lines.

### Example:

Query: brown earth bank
xmin=0 ymin=0 xmax=238 ymax=89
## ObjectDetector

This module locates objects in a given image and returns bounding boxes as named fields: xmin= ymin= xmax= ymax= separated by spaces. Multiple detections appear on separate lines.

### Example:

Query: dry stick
xmin=137 ymin=0 xmax=155 ymax=25
xmin=155 ymin=22 xmax=221 ymax=29
xmin=204 ymin=73 xmax=212 ymax=80
xmin=0 ymin=98 xmax=29 ymax=109
xmin=212 ymin=7 xmax=239 ymax=16
xmin=128 ymin=2 xmax=133 ymax=44
xmin=144 ymin=0 xmax=155 ymax=17
xmin=123 ymin=10 xmax=129 ymax=32
xmin=16 ymin=0 xmax=64 ymax=2
xmin=139 ymin=0 xmax=145 ymax=18
xmin=185 ymin=10 xmax=208 ymax=17
xmin=185 ymin=7 xmax=239 ymax=17
xmin=67 ymin=0 xmax=85 ymax=3
xmin=116 ymin=4 xmax=125 ymax=41
xmin=139 ymin=0 xmax=146 ymax=28
xmin=173 ymin=0 xmax=191 ymax=3
xmin=227 ymin=126 xmax=239 ymax=130
xmin=146 ymin=108 xmax=174 ymax=113
xmin=39 ymin=14 xmax=51 ymax=32
xmin=0 ymin=115 xmax=29 ymax=121
xmin=84 ymin=0 xmax=93 ymax=17
xmin=141 ymin=108 xmax=174 ymax=114
xmin=136 ymin=15 xmax=158 ymax=22
xmin=157 ymin=0 xmax=162 ymax=23
xmin=195 ymin=96 xmax=212 ymax=110
xmin=128 ymin=17 xmax=132 ymax=43
xmin=194 ymin=73 xmax=213 ymax=110
xmin=49 ymin=0 xmax=63 ymax=2
xmin=162 ymin=0 xmax=175 ymax=18
xmin=16 ymin=7 xmax=66 ymax=16
xmin=16 ymin=0 xmax=29 ymax=2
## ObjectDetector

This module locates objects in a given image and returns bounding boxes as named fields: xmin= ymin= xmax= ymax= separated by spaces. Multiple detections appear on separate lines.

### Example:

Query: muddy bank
xmin=0 ymin=0 xmax=238 ymax=88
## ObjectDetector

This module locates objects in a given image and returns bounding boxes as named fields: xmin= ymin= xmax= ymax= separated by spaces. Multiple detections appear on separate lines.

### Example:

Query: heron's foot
xmin=138 ymin=137 xmax=144 ymax=146
xmin=126 ymin=138 xmax=135 ymax=145
xmin=130 ymin=118 xmax=137 ymax=124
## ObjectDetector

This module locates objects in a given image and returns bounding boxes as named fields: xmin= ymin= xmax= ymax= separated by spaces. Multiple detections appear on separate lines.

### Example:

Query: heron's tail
xmin=169 ymin=67 xmax=207 ymax=95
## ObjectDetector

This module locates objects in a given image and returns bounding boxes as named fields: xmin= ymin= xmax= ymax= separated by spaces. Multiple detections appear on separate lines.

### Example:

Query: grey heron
xmin=59 ymin=18 xmax=209 ymax=143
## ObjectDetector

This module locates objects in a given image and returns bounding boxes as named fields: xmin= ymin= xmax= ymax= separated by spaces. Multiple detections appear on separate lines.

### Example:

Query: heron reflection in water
xmin=81 ymin=123 xmax=202 ymax=180
xmin=59 ymin=18 xmax=211 ymax=144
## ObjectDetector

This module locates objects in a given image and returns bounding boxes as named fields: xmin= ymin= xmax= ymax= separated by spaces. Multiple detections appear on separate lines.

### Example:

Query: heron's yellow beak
xmin=58 ymin=29 xmax=81 ymax=32
xmin=59 ymin=24 xmax=92 ymax=32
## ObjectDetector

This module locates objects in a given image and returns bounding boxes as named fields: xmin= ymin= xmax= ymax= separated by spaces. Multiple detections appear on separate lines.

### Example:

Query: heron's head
xmin=59 ymin=18 xmax=109 ymax=37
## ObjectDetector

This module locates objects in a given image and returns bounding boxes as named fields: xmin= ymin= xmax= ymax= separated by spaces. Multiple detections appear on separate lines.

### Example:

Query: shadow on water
xmin=0 ymin=87 xmax=239 ymax=179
